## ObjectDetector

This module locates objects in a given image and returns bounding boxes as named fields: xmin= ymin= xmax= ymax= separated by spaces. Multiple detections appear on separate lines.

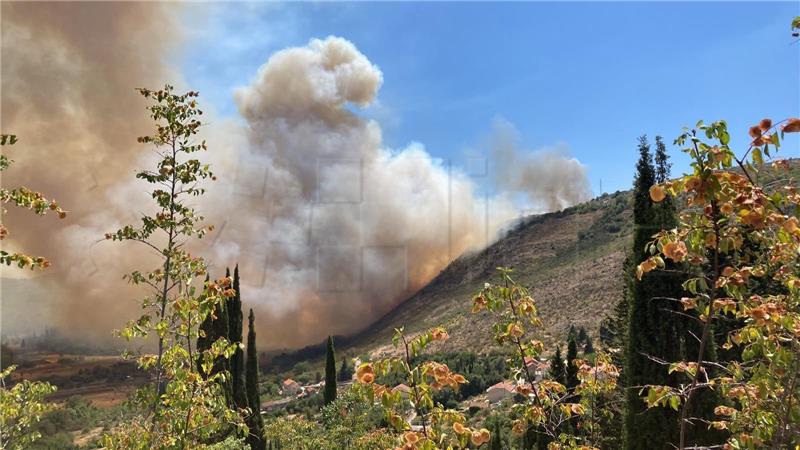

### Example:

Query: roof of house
xmin=524 ymin=357 xmax=551 ymax=370
xmin=393 ymin=383 xmax=413 ymax=393
xmin=283 ymin=378 xmax=299 ymax=386
xmin=487 ymin=381 xmax=516 ymax=393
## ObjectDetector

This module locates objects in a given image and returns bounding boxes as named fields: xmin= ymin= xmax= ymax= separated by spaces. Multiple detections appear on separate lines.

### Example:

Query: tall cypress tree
xmin=323 ymin=335 xmax=337 ymax=405
xmin=623 ymin=136 xmax=719 ymax=448
xmin=548 ymin=346 xmax=566 ymax=386
xmin=246 ymin=309 xmax=266 ymax=450
xmin=624 ymin=136 xmax=675 ymax=448
xmin=196 ymin=273 xmax=232 ymax=403
xmin=565 ymin=336 xmax=579 ymax=391
xmin=653 ymin=136 xmax=671 ymax=184
xmin=229 ymin=265 xmax=247 ymax=410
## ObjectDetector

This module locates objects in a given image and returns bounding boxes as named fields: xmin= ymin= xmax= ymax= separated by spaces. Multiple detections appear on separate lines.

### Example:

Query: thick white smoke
xmin=200 ymin=37 xmax=520 ymax=347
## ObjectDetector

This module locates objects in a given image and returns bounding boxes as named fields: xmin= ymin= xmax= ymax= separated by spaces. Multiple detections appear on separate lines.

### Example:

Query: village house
xmin=392 ymin=383 xmax=412 ymax=399
xmin=281 ymin=378 xmax=301 ymax=396
xmin=486 ymin=380 xmax=516 ymax=404
xmin=524 ymin=357 xmax=551 ymax=382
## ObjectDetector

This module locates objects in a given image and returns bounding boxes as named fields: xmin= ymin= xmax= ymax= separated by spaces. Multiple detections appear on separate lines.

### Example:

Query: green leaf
xmin=770 ymin=132 xmax=780 ymax=149
xmin=752 ymin=147 xmax=763 ymax=165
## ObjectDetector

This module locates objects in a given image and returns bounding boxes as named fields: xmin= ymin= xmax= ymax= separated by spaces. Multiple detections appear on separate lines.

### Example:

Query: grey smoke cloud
xmin=490 ymin=119 xmax=592 ymax=211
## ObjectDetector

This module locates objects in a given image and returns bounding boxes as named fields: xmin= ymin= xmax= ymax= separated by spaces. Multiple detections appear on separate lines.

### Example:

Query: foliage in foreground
xmin=639 ymin=117 xmax=800 ymax=448
xmin=0 ymin=132 xmax=63 ymax=448
xmin=100 ymin=86 xmax=246 ymax=449
xmin=263 ymin=389 xmax=394 ymax=449
xmin=0 ymin=366 xmax=57 ymax=450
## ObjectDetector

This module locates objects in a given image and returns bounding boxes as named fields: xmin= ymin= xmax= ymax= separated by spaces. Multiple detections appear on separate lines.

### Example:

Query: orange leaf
xmin=783 ymin=118 xmax=800 ymax=133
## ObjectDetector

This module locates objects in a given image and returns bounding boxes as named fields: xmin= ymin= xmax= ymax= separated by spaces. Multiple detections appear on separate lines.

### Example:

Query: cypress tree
xmin=490 ymin=419 xmax=502 ymax=450
xmin=246 ymin=309 xmax=266 ymax=450
xmin=548 ymin=346 xmax=566 ymax=386
xmin=623 ymin=135 xmax=719 ymax=448
xmin=565 ymin=335 xmax=579 ymax=391
xmin=323 ymin=335 xmax=337 ymax=405
xmin=338 ymin=357 xmax=352 ymax=382
xmin=215 ymin=269 xmax=232 ymax=400
xmin=577 ymin=327 xmax=588 ymax=345
xmin=567 ymin=324 xmax=577 ymax=342
xmin=196 ymin=273 xmax=232 ymax=405
xmin=654 ymin=136 xmax=671 ymax=184
xmin=624 ymin=136 xmax=674 ymax=448
xmin=229 ymin=265 xmax=247 ymax=409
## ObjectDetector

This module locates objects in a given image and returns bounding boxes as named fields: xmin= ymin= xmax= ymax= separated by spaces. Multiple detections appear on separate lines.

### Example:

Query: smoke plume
xmin=0 ymin=1 xmax=181 ymax=340
xmin=490 ymin=119 xmax=591 ymax=211
xmin=200 ymin=37 xmax=517 ymax=347
xmin=1 ymin=4 xmax=591 ymax=349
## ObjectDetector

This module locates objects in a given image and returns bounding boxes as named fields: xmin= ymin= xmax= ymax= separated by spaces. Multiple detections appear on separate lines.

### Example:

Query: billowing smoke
xmin=490 ymin=119 xmax=591 ymax=211
xmin=199 ymin=37 xmax=518 ymax=348
xmin=1 ymin=4 xmax=592 ymax=350
xmin=0 ymin=2 xmax=181 ymax=341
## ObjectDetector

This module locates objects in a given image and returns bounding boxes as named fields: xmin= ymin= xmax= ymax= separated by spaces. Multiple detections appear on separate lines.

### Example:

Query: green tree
xmin=101 ymin=86 xmax=245 ymax=448
xmin=623 ymin=135 xmax=677 ymax=449
xmin=246 ymin=309 xmax=266 ymax=450
xmin=229 ymin=265 xmax=248 ymax=410
xmin=635 ymin=111 xmax=800 ymax=447
xmin=489 ymin=419 xmax=502 ymax=450
xmin=338 ymin=357 xmax=352 ymax=382
xmin=623 ymin=134 xmax=718 ymax=449
xmin=653 ymin=135 xmax=671 ymax=184
xmin=323 ymin=336 xmax=337 ymax=405
xmin=577 ymin=327 xmax=588 ymax=344
xmin=565 ymin=335 xmax=579 ymax=391
xmin=567 ymin=324 xmax=577 ymax=343
xmin=0 ymin=366 xmax=57 ymax=450
xmin=547 ymin=346 xmax=566 ymax=386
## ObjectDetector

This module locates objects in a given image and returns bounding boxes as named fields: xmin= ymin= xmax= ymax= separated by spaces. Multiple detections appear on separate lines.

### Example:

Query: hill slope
xmin=344 ymin=190 xmax=634 ymax=358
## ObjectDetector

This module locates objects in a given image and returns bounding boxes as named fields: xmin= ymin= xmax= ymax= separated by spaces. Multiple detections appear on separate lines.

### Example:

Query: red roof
xmin=283 ymin=378 xmax=298 ymax=386
xmin=524 ymin=357 xmax=550 ymax=370
xmin=487 ymin=381 xmax=516 ymax=392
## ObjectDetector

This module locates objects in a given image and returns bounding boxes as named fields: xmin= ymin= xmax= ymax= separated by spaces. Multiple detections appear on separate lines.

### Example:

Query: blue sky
xmin=181 ymin=2 xmax=800 ymax=196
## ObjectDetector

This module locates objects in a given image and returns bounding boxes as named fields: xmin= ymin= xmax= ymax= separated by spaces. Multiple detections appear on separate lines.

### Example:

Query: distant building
xmin=282 ymin=378 xmax=301 ymax=396
xmin=486 ymin=380 xmax=516 ymax=404
xmin=524 ymin=357 xmax=551 ymax=382
xmin=392 ymin=383 xmax=412 ymax=399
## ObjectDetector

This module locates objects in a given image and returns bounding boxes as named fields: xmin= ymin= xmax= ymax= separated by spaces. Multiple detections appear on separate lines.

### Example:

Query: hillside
xmin=335 ymin=160 xmax=800 ymax=361
xmin=341 ymin=189 xmax=634 ymax=359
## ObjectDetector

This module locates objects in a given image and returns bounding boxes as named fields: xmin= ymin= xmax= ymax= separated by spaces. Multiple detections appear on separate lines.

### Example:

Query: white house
xmin=486 ymin=380 xmax=516 ymax=404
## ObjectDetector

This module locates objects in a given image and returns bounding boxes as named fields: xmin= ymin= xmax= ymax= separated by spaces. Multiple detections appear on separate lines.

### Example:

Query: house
xmin=392 ymin=383 xmax=412 ymax=399
xmin=524 ymin=357 xmax=551 ymax=382
xmin=282 ymin=378 xmax=301 ymax=396
xmin=486 ymin=381 xmax=516 ymax=404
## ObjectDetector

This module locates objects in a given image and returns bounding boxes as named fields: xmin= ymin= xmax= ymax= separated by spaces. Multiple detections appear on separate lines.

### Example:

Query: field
xmin=10 ymin=351 xmax=145 ymax=408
